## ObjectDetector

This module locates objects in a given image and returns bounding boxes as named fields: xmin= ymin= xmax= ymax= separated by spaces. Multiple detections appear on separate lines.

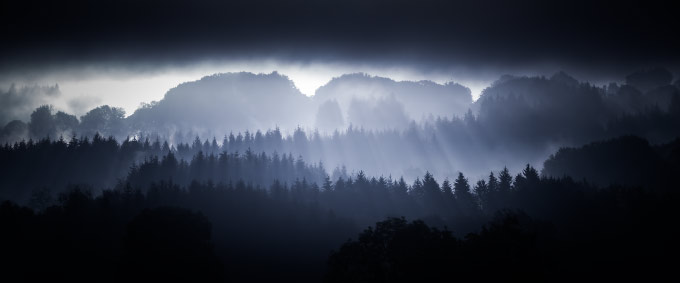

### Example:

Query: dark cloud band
xmin=1 ymin=0 xmax=678 ymax=79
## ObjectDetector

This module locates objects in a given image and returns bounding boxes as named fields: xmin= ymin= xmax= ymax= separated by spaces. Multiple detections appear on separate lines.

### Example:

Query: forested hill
xmin=312 ymin=73 xmax=472 ymax=130
xmin=542 ymin=135 xmax=680 ymax=188
xmin=3 ymin=69 xmax=680 ymax=181
xmin=2 ymin=139 xmax=678 ymax=281
xmin=127 ymin=72 xmax=313 ymax=134
xmin=3 ymin=0 xmax=679 ymax=280
xmin=0 ymin=135 xmax=326 ymax=203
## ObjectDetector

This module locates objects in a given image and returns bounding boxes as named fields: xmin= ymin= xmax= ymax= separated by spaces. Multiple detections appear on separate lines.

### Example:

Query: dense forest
xmin=3 ymin=69 xmax=679 ymax=180
xmin=3 ymin=0 xmax=680 ymax=281
xmin=0 ymin=134 xmax=327 ymax=202
xmin=2 ymin=133 xmax=680 ymax=281
xmin=2 ymin=68 xmax=680 ymax=282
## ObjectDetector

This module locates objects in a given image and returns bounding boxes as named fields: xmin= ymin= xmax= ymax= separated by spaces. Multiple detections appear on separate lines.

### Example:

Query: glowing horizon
xmin=0 ymin=61 xmax=492 ymax=118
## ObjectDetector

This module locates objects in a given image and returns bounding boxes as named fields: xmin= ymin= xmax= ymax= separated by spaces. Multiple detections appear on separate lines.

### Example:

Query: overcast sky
xmin=2 ymin=0 xmax=678 ymax=116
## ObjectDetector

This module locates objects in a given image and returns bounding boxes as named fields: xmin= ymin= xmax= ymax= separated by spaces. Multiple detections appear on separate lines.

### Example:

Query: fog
xmin=2 ymin=0 xmax=680 ymax=281
xmin=3 ymin=68 xmax=679 ymax=184
xmin=0 ymin=84 xmax=61 ymax=126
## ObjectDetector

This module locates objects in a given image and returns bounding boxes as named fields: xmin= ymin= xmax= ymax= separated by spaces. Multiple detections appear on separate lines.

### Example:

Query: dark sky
xmin=1 ymin=0 xmax=678 ymax=79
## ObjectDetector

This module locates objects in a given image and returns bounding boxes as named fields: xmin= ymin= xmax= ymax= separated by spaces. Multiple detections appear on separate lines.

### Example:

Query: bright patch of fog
xmin=0 ymin=60 xmax=492 ymax=117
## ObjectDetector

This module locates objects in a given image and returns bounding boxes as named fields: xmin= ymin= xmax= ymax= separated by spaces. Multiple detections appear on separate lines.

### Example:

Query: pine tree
xmin=483 ymin=173 xmax=499 ymax=212
xmin=514 ymin=164 xmax=539 ymax=191
xmin=454 ymin=172 xmax=478 ymax=214
xmin=513 ymin=173 xmax=526 ymax=190
xmin=322 ymin=175 xmax=333 ymax=192
xmin=422 ymin=172 xmax=440 ymax=196
xmin=335 ymin=177 xmax=346 ymax=192
xmin=474 ymin=179 xmax=489 ymax=207
xmin=498 ymin=167 xmax=513 ymax=193
xmin=441 ymin=178 xmax=453 ymax=198
xmin=162 ymin=140 xmax=170 ymax=153
xmin=410 ymin=178 xmax=424 ymax=198
xmin=453 ymin=172 xmax=471 ymax=197
xmin=394 ymin=177 xmax=408 ymax=196
xmin=488 ymin=172 xmax=498 ymax=193
xmin=523 ymin=164 xmax=540 ymax=183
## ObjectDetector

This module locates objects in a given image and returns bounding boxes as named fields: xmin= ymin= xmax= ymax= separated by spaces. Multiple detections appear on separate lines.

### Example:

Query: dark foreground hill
xmin=542 ymin=135 xmax=680 ymax=188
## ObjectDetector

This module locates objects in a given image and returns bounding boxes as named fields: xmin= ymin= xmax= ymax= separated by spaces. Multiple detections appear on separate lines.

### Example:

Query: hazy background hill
xmin=2 ymin=69 xmax=680 ymax=182
xmin=120 ymin=72 xmax=475 ymax=137
xmin=312 ymin=73 xmax=472 ymax=131
xmin=127 ymin=72 xmax=313 ymax=136
xmin=472 ymin=69 xmax=680 ymax=147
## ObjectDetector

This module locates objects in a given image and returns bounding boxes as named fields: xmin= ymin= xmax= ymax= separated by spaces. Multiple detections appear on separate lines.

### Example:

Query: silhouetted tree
xmin=453 ymin=172 xmax=477 ymax=215
xmin=29 ymin=105 xmax=55 ymax=138
xmin=473 ymin=179 xmax=489 ymax=211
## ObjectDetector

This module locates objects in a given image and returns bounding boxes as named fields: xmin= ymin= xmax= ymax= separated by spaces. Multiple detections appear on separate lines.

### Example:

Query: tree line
xmin=2 ymin=133 xmax=680 ymax=281
xmin=0 ymin=134 xmax=325 ymax=203
xmin=2 ymin=159 xmax=677 ymax=281
xmin=3 ymin=69 xmax=680 ymax=181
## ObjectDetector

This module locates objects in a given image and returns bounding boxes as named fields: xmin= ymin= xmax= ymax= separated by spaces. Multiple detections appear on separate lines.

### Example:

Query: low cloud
xmin=67 ymin=95 xmax=103 ymax=117
xmin=0 ymin=84 xmax=60 ymax=126
xmin=1 ymin=0 xmax=678 ymax=87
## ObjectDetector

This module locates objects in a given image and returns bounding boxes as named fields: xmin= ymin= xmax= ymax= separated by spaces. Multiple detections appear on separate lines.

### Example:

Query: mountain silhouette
xmin=314 ymin=73 xmax=472 ymax=129
xmin=127 ymin=72 xmax=313 ymax=135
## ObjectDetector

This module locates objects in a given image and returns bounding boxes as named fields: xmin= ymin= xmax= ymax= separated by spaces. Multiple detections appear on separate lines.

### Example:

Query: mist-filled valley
xmin=3 ymin=69 xmax=680 ymax=183
xmin=3 ymin=0 xmax=680 ymax=281
xmin=3 ymin=67 xmax=680 ymax=281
